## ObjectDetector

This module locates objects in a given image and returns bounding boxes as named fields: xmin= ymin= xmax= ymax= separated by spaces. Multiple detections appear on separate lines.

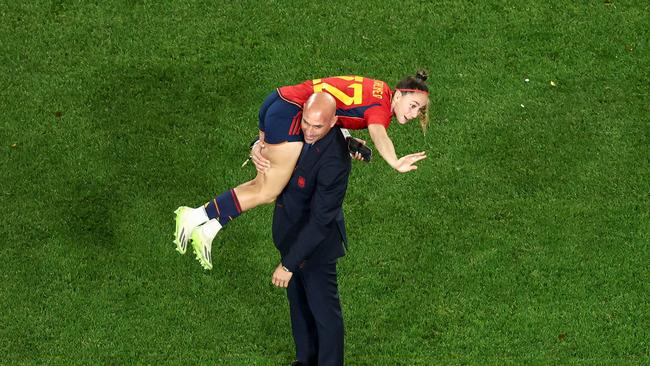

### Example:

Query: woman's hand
xmin=394 ymin=151 xmax=427 ymax=172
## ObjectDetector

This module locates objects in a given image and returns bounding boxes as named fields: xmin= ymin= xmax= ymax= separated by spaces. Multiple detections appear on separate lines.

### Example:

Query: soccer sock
xmin=204 ymin=189 xmax=242 ymax=227
xmin=189 ymin=207 xmax=209 ymax=226
xmin=200 ymin=219 xmax=222 ymax=238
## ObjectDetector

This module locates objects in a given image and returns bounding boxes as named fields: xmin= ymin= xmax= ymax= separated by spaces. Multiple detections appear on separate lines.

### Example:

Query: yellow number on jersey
xmin=312 ymin=76 xmax=364 ymax=106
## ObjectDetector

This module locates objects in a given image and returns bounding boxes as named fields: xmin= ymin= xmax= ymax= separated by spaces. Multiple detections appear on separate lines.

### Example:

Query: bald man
xmin=270 ymin=93 xmax=351 ymax=366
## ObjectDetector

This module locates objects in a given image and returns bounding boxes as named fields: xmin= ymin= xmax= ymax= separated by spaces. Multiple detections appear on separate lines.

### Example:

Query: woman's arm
xmin=367 ymin=124 xmax=427 ymax=173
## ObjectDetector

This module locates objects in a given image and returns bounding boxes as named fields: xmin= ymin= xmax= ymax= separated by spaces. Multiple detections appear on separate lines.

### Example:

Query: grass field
xmin=1 ymin=1 xmax=649 ymax=365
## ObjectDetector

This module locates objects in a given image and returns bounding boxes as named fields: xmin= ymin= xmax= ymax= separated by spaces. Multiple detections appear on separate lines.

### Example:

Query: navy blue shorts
xmin=258 ymin=90 xmax=304 ymax=144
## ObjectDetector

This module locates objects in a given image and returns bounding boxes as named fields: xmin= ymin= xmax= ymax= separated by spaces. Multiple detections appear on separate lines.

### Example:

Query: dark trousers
xmin=287 ymin=260 xmax=343 ymax=366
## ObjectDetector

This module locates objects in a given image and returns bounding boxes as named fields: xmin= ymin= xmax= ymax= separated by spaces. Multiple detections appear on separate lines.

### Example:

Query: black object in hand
xmin=347 ymin=138 xmax=372 ymax=162
xmin=249 ymin=136 xmax=260 ymax=148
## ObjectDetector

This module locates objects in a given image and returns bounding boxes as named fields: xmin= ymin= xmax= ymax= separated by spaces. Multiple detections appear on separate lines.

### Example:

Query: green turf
xmin=1 ymin=1 xmax=648 ymax=364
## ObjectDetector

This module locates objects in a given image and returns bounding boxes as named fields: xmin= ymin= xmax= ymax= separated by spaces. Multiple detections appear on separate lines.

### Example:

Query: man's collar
xmin=297 ymin=127 xmax=340 ymax=169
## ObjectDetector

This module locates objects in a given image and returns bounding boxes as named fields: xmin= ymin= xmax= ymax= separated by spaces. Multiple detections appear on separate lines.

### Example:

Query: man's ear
xmin=330 ymin=116 xmax=338 ymax=127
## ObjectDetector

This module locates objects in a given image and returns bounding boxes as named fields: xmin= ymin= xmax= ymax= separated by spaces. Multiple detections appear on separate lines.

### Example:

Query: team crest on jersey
xmin=297 ymin=176 xmax=306 ymax=188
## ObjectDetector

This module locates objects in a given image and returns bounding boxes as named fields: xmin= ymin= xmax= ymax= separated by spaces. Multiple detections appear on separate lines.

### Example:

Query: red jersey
xmin=277 ymin=76 xmax=393 ymax=130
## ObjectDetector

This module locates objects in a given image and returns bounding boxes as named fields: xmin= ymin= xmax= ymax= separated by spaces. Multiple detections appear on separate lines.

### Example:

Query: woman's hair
xmin=395 ymin=70 xmax=429 ymax=133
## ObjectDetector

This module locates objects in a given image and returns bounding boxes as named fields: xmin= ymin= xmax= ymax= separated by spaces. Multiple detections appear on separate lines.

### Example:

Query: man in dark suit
xmin=271 ymin=92 xmax=351 ymax=366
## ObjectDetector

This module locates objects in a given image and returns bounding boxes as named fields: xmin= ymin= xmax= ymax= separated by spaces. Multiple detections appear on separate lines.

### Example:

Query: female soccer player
xmin=175 ymin=71 xmax=430 ymax=270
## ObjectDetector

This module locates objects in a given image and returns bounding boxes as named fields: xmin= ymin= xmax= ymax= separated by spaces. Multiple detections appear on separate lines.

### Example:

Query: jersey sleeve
xmin=364 ymin=106 xmax=391 ymax=128
xmin=363 ymin=80 xmax=392 ymax=128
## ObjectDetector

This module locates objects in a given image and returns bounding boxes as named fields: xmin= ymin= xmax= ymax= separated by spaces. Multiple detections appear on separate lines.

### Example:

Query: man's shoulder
xmin=321 ymin=128 xmax=350 ymax=161
xmin=319 ymin=140 xmax=351 ymax=180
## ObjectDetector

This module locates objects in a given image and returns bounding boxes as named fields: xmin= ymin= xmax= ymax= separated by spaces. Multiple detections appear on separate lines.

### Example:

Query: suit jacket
xmin=272 ymin=127 xmax=352 ymax=271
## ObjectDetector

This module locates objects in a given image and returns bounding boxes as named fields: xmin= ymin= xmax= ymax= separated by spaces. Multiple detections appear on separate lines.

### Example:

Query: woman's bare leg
xmin=233 ymin=141 xmax=303 ymax=211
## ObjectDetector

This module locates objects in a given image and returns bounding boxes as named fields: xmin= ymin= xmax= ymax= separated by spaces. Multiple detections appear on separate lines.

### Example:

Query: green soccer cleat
xmin=190 ymin=219 xmax=222 ymax=270
xmin=173 ymin=206 xmax=205 ymax=254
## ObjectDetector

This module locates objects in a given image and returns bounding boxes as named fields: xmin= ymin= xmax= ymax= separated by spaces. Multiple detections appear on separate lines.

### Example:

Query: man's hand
xmin=394 ymin=151 xmax=427 ymax=173
xmin=251 ymin=140 xmax=271 ymax=174
xmin=272 ymin=263 xmax=293 ymax=288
